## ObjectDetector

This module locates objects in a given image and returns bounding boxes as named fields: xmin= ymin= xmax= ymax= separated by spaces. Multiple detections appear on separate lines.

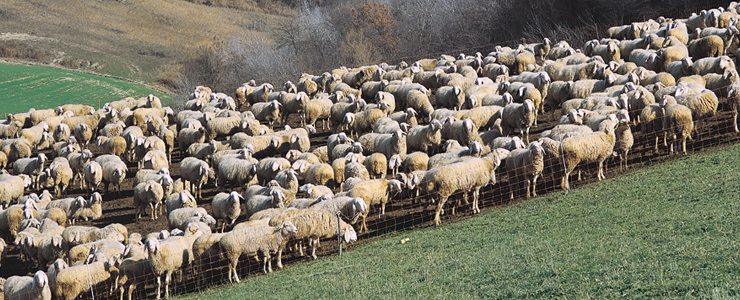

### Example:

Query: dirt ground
xmin=2 ymin=102 xmax=739 ymax=299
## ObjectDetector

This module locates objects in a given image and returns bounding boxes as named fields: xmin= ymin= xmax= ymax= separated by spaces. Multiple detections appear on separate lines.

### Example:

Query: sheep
xmin=99 ymin=159 xmax=126 ymax=195
xmin=82 ymin=161 xmax=102 ymax=194
xmin=52 ymin=124 xmax=71 ymax=143
xmin=303 ymin=163 xmax=334 ymax=187
xmin=0 ymin=175 xmax=30 ymax=209
xmin=94 ymin=135 xmax=126 ymax=157
xmin=404 ymin=89 xmax=435 ymax=121
xmin=435 ymin=86 xmax=466 ymax=110
xmin=67 ymin=149 xmax=92 ymax=189
xmin=675 ymin=89 xmax=718 ymax=126
xmin=550 ymin=61 xmax=605 ymax=81
xmin=693 ymin=56 xmax=735 ymax=76
xmin=559 ymin=123 xmax=617 ymax=191
xmin=146 ymin=224 xmax=203 ymax=299
xmin=71 ymin=123 xmax=93 ymax=148
xmin=219 ymin=221 xmax=297 ymax=281
xmin=20 ymin=121 xmax=49 ymax=148
xmin=168 ymin=207 xmax=215 ymax=233
xmin=727 ymin=81 xmax=740 ymax=133
xmin=45 ymin=197 xmax=85 ymax=225
xmin=441 ymin=117 xmax=481 ymax=147
xmin=204 ymin=115 xmax=243 ymax=141
xmin=506 ymin=141 xmax=545 ymax=200
xmin=266 ymin=209 xmax=356 ymax=261
xmin=704 ymin=68 xmax=739 ymax=97
xmin=405 ymin=120 xmax=443 ymax=155
xmin=662 ymin=96 xmax=694 ymax=155
xmin=357 ymin=129 xmax=407 ymax=159
xmin=178 ymin=157 xmax=210 ymax=200
xmin=427 ymin=141 xmax=484 ymax=169
xmin=177 ymin=127 xmax=207 ymax=155
xmin=13 ymin=154 xmax=47 ymax=190
xmin=244 ymin=190 xmax=287 ymax=222
xmin=568 ymin=73 xmax=617 ymax=99
xmin=418 ymin=151 xmax=502 ymax=225
xmin=3 ymin=138 xmax=33 ymax=162
xmin=340 ymin=179 xmax=402 ymax=232
xmin=364 ymin=153 xmax=388 ymax=179
xmin=342 ymin=109 xmax=387 ymax=139
xmin=164 ymin=190 xmax=197 ymax=215
xmin=500 ymin=100 xmax=537 ymax=143
xmin=4 ymin=270 xmax=51 ymax=300
xmin=298 ymin=183 xmax=334 ymax=199
xmin=131 ymin=107 xmax=174 ymax=131
xmin=217 ymin=156 xmax=257 ymax=191
xmin=275 ymin=169 xmax=299 ymax=193
xmin=688 ymin=35 xmax=724 ymax=60
xmin=249 ymin=100 xmax=282 ymax=127
xmin=211 ymin=191 xmax=243 ymax=232
xmin=133 ymin=180 xmax=165 ymax=221
xmin=607 ymin=23 xmax=641 ymax=40
xmin=255 ymin=157 xmax=290 ymax=185
xmin=0 ymin=120 xmax=23 ymax=139
xmin=0 ymin=206 xmax=25 ymax=240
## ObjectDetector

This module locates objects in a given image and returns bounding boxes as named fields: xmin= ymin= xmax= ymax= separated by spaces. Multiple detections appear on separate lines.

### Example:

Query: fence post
xmin=595 ymin=23 xmax=599 ymax=40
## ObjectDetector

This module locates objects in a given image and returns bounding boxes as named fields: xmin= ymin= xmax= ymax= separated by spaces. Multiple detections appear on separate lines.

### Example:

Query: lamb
xmin=505 ymin=141 xmax=545 ymax=200
xmin=559 ymin=123 xmax=617 ymax=190
xmin=662 ymin=96 xmax=694 ymax=155
xmin=4 ymin=270 xmax=51 ymax=300
xmin=211 ymin=191 xmax=243 ymax=232
xmin=340 ymin=179 xmax=403 ymax=232
xmin=418 ymin=151 xmax=502 ymax=225
xmin=613 ymin=119 xmax=634 ymax=170
xmin=219 ymin=221 xmax=297 ymax=281
xmin=179 ymin=157 xmax=210 ymax=199
xmin=13 ymin=154 xmax=47 ymax=190
xmin=500 ymin=99 xmax=537 ymax=143
xmin=146 ymin=224 xmax=203 ymax=299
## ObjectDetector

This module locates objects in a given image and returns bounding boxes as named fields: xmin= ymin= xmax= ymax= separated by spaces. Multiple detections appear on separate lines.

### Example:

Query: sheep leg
xmin=434 ymin=195 xmax=450 ymax=226
xmin=165 ymin=271 xmax=171 ymax=298
xmin=277 ymin=248 xmax=284 ymax=269
xmin=734 ymin=111 xmax=739 ymax=132
xmin=311 ymin=238 xmax=318 ymax=260
xmin=473 ymin=187 xmax=481 ymax=214
xmin=156 ymin=276 xmax=162 ymax=299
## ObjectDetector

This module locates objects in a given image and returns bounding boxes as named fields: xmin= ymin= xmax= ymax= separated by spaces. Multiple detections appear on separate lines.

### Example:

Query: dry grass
xmin=0 ymin=0 xmax=291 ymax=82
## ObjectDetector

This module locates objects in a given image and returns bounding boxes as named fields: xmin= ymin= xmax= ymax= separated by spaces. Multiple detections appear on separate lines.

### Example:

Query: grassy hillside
xmin=178 ymin=142 xmax=740 ymax=299
xmin=0 ymin=0 xmax=290 ymax=83
xmin=0 ymin=63 xmax=169 ymax=115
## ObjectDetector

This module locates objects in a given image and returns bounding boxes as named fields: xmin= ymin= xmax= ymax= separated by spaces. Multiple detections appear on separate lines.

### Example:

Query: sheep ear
xmin=53 ymin=235 xmax=62 ymax=248
xmin=272 ymin=161 xmax=282 ymax=172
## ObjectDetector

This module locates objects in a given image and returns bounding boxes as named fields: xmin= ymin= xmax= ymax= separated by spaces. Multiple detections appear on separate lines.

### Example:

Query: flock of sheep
xmin=1 ymin=2 xmax=740 ymax=300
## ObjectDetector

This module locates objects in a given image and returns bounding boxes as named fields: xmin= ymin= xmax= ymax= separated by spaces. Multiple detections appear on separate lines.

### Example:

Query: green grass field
xmin=0 ymin=63 xmax=170 ymax=115
xmin=179 ymin=143 xmax=740 ymax=299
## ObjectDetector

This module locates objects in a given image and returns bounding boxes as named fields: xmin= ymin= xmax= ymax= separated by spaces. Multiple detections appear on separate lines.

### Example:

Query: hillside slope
xmin=0 ymin=0 xmax=290 ymax=83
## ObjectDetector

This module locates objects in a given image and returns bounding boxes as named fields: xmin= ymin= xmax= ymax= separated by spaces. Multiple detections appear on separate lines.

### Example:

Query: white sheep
xmin=219 ymin=221 xmax=297 ymax=281
xmin=134 ymin=180 xmax=165 ymax=221
xmin=217 ymin=156 xmax=257 ymax=191
xmin=418 ymin=151 xmax=503 ymax=225
xmin=298 ymin=183 xmax=334 ymax=199
xmin=406 ymin=119 xmax=443 ymax=155
xmin=501 ymin=100 xmax=537 ymax=143
xmin=506 ymin=141 xmax=545 ymax=199
xmin=250 ymin=100 xmax=282 ymax=127
xmin=560 ymin=123 xmax=617 ymax=190
xmin=4 ymin=270 xmax=51 ymax=300
xmin=180 ymin=157 xmax=210 ymax=199
xmin=146 ymin=224 xmax=203 ymax=299
xmin=357 ymin=129 xmax=407 ymax=159
xmin=340 ymin=178 xmax=403 ymax=233
xmin=211 ymin=191 xmax=243 ymax=232
xmin=164 ymin=190 xmax=198 ymax=215
xmin=245 ymin=190 xmax=287 ymax=220
xmin=168 ymin=207 xmax=215 ymax=232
